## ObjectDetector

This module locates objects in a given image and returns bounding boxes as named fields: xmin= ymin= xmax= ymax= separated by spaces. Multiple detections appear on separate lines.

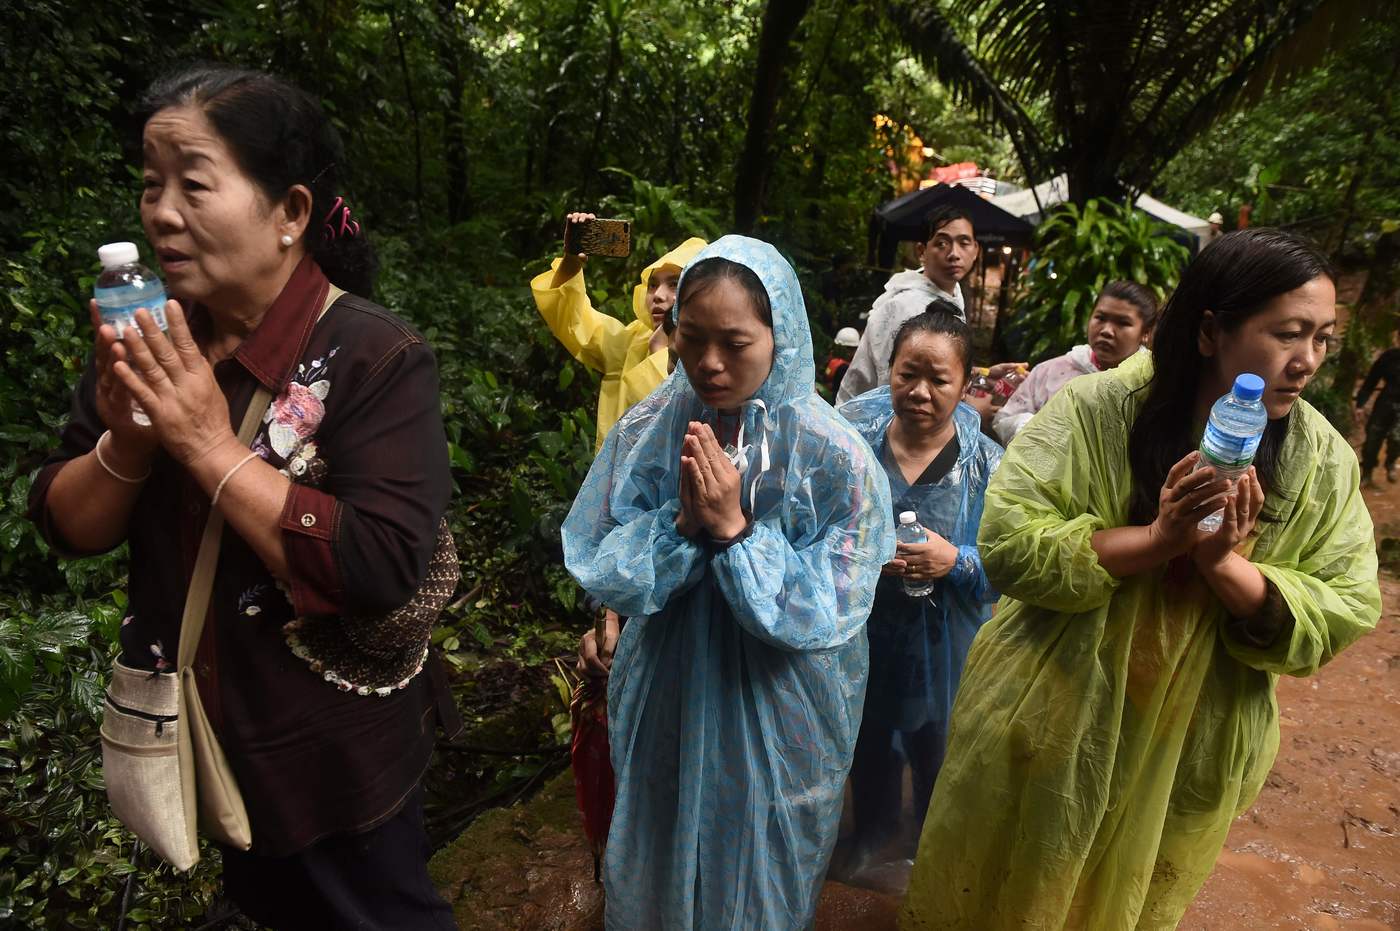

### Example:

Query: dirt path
xmin=1179 ymin=465 xmax=1400 ymax=931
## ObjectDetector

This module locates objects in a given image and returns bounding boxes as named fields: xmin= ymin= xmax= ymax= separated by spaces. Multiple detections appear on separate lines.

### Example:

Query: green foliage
xmin=1157 ymin=18 xmax=1400 ymax=259
xmin=1009 ymin=200 xmax=1190 ymax=362
xmin=885 ymin=0 xmax=1377 ymax=205
xmin=4 ymin=0 xmax=1386 ymax=924
xmin=0 ymin=596 xmax=225 ymax=928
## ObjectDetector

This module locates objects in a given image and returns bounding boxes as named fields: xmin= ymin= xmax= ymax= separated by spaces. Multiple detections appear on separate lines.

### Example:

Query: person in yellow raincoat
xmin=531 ymin=211 xmax=707 ymax=452
xmin=902 ymin=228 xmax=1381 ymax=930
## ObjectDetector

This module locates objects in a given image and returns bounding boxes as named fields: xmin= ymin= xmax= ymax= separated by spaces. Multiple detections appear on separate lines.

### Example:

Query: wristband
xmin=211 ymin=451 xmax=261 ymax=508
xmin=93 ymin=431 xmax=151 ymax=484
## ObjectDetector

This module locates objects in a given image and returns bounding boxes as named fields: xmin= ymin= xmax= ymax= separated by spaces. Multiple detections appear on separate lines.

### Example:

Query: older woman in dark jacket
xmin=28 ymin=66 xmax=457 ymax=928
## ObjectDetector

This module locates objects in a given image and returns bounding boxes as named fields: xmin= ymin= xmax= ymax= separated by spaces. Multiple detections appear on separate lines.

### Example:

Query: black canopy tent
xmin=867 ymin=182 xmax=1035 ymax=269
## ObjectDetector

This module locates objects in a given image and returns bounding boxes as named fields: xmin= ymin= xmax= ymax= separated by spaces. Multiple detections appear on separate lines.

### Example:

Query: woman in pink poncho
xmin=994 ymin=281 xmax=1158 ymax=445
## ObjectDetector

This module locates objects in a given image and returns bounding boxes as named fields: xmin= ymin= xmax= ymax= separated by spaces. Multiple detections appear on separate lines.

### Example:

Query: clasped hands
xmin=1150 ymin=450 xmax=1264 ymax=570
xmin=93 ymin=299 xmax=240 ymax=469
xmin=675 ymin=422 xmax=748 ymax=541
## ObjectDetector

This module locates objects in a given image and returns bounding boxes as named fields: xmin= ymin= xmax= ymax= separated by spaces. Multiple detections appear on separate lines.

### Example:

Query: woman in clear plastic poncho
xmin=563 ymin=235 xmax=894 ymax=929
xmin=833 ymin=306 xmax=1001 ymax=885
xmin=902 ymin=230 xmax=1381 ymax=930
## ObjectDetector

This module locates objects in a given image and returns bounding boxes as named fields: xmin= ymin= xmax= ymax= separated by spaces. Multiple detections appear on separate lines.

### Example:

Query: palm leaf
xmin=886 ymin=0 xmax=1388 ymax=202
xmin=1232 ymin=0 xmax=1380 ymax=108
xmin=882 ymin=0 xmax=1051 ymax=181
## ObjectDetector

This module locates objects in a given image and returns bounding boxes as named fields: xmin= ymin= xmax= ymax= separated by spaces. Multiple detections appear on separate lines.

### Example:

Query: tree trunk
xmin=388 ymin=5 xmax=425 ymax=225
xmin=540 ymin=0 xmax=597 ymax=186
xmin=733 ymin=0 xmax=813 ymax=233
xmin=1329 ymin=54 xmax=1399 ymax=259
xmin=435 ymin=0 xmax=472 ymax=222
xmin=580 ymin=17 xmax=623 ymax=197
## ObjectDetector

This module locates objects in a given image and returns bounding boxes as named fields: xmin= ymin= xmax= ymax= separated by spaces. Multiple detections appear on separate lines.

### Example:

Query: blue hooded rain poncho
xmin=836 ymin=390 xmax=1001 ymax=866
xmin=562 ymin=235 xmax=895 ymax=929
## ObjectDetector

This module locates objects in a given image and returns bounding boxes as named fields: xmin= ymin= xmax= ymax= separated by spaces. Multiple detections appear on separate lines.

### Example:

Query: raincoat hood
xmin=840 ymin=386 xmax=985 ymax=471
xmin=881 ymin=267 xmax=948 ymax=301
xmin=562 ymin=235 xmax=896 ymax=928
xmin=671 ymin=234 xmax=817 ymax=411
xmin=633 ymin=237 xmax=708 ymax=328
xmin=1067 ymin=343 xmax=1100 ymax=374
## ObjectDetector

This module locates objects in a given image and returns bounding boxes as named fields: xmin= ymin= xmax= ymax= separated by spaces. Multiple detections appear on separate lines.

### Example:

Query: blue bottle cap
xmin=1233 ymin=373 xmax=1265 ymax=401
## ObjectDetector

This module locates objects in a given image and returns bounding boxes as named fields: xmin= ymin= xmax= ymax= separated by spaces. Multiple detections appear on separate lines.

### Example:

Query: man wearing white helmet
xmin=1206 ymin=211 xmax=1224 ymax=243
xmin=824 ymin=326 xmax=861 ymax=398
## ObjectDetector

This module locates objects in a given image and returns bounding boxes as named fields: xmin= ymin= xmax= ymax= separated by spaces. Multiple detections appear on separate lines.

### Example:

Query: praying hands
xmin=676 ymin=421 xmax=747 ymax=541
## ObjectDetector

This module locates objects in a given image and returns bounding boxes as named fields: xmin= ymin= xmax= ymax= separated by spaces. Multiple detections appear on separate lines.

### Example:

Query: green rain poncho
xmin=901 ymin=352 xmax=1381 ymax=930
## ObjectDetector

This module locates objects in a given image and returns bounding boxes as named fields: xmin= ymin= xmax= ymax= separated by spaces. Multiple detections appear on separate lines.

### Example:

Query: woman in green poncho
xmin=901 ymin=229 xmax=1381 ymax=930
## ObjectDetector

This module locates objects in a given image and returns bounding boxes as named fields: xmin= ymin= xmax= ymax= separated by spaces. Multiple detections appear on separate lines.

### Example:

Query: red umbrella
xmin=570 ymin=612 xmax=616 ymax=882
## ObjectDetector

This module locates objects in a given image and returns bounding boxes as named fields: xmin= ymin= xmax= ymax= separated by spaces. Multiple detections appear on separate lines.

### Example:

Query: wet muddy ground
xmin=1180 ymin=467 xmax=1400 ymax=931
xmin=431 ymin=436 xmax=1400 ymax=930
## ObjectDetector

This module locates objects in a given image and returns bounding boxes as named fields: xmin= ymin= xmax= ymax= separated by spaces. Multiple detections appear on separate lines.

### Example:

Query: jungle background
xmin=1 ymin=0 xmax=1397 ymax=926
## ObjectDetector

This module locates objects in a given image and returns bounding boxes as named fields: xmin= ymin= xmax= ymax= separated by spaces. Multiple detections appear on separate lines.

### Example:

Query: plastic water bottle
xmin=95 ymin=242 xmax=168 ymax=339
xmin=992 ymin=364 xmax=1028 ymax=407
xmin=1196 ymin=373 xmax=1268 ymax=533
xmin=966 ymin=367 xmax=994 ymax=400
xmin=95 ymin=242 xmax=169 ymax=425
xmin=896 ymin=511 xmax=937 ymax=598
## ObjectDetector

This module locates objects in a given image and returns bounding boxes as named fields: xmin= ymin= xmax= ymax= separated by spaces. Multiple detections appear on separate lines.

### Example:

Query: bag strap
xmin=176 ymin=283 xmax=344 ymax=669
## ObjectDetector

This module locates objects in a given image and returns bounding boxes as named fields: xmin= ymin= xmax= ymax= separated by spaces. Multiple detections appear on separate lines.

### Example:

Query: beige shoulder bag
xmin=100 ymin=285 xmax=342 ymax=870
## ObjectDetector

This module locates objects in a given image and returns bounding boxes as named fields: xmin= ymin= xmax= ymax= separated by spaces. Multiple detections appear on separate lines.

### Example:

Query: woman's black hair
xmin=676 ymin=257 xmax=773 ymax=327
xmin=1098 ymin=280 xmax=1160 ymax=331
xmin=889 ymin=299 xmax=972 ymax=377
xmin=1126 ymin=228 xmax=1334 ymax=524
xmin=140 ymin=65 xmax=377 ymax=297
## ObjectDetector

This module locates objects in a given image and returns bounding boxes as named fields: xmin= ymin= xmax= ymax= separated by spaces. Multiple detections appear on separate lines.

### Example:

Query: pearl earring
xmin=280 ymin=234 xmax=294 ymax=247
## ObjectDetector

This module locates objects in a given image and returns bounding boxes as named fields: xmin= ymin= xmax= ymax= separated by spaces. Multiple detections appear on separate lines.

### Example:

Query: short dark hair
xmin=140 ymin=65 xmax=378 ymax=297
xmin=922 ymin=206 xmax=975 ymax=242
xmin=677 ymin=257 xmax=773 ymax=328
xmin=1126 ymin=228 xmax=1334 ymax=524
xmin=1098 ymin=280 xmax=1160 ymax=331
xmin=889 ymin=299 xmax=972 ymax=376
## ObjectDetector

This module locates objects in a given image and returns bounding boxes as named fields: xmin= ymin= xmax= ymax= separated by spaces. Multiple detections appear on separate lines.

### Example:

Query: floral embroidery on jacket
xmin=148 ymin=638 xmax=172 ymax=672
xmin=253 ymin=348 xmax=338 ymax=484
xmin=240 ymin=351 xmax=339 ymax=620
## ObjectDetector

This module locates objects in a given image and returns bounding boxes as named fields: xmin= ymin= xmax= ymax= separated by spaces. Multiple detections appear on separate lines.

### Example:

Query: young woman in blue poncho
xmin=833 ymin=305 xmax=1002 ymax=886
xmin=562 ymin=235 xmax=894 ymax=929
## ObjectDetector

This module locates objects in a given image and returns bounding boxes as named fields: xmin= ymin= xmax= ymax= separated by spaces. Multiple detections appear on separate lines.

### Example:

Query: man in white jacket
xmin=837 ymin=206 xmax=978 ymax=403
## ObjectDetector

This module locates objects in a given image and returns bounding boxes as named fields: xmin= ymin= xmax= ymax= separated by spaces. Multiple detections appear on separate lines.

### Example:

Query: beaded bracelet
xmin=93 ymin=431 xmax=151 ymax=484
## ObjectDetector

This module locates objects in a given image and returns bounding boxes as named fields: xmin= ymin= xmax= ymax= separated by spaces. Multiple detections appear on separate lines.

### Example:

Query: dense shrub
xmin=1008 ymin=200 xmax=1190 ymax=363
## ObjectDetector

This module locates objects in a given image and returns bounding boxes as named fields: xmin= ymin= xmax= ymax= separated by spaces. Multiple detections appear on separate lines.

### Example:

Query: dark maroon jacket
xmin=30 ymin=257 xmax=456 ymax=855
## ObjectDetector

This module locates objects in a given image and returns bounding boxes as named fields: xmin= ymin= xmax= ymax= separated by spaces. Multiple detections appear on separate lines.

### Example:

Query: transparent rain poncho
xmin=834 ymin=391 xmax=1001 ymax=879
xmin=902 ymin=353 xmax=1381 ymax=930
xmin=563 ymin=235 xmax=895 ymax=929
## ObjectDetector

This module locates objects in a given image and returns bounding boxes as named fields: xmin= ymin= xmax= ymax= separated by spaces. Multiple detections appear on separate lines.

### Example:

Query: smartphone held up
xmin=564 ymin=217 xmax=631 ymax=258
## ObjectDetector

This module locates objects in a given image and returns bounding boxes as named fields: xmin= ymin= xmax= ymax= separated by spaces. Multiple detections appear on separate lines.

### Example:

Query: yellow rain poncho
xmin=531 ymin=237 xmax=708 ymax=451
xmin=902 ymin=352 xmax=1380 ymax=930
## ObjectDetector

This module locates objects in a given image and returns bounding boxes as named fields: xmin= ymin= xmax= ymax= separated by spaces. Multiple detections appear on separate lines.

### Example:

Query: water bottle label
xmin=96 ymin=285 xmax=168 ymax=338
xmin=1201 ymin=419 xmax=1261 ymax=468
